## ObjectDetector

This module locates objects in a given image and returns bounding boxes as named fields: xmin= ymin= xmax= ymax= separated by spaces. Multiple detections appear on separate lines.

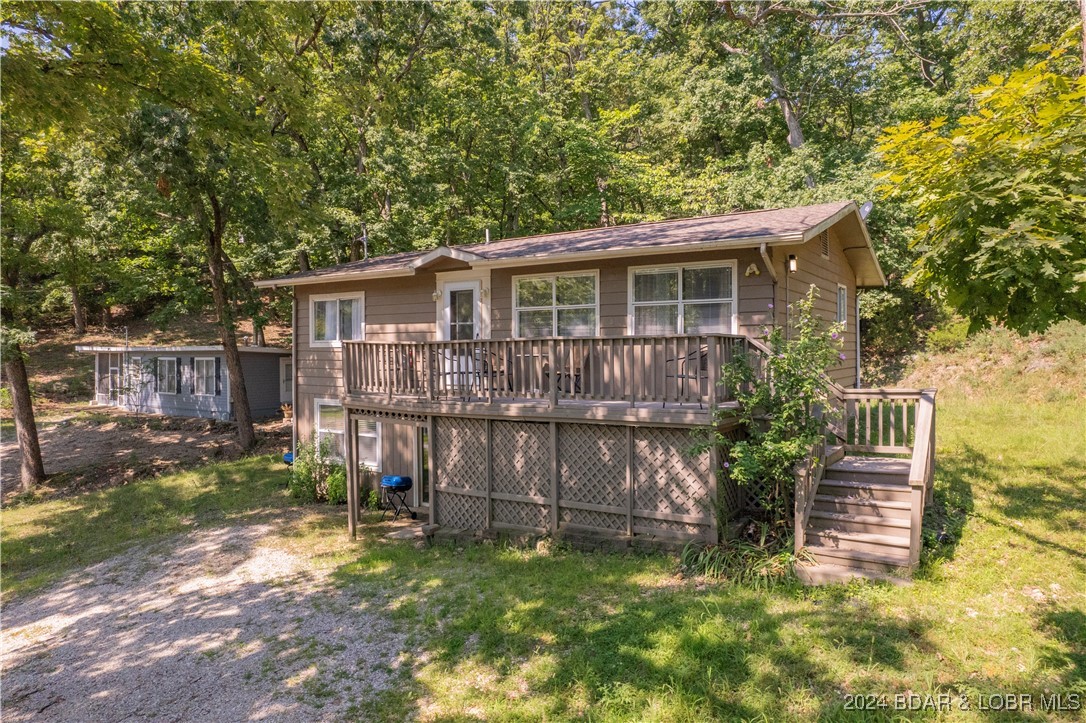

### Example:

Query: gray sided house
xmin=256 ymin=201 xmax=939 ymax=582
xmin=76 ymin=345 xmax=292 ymax=421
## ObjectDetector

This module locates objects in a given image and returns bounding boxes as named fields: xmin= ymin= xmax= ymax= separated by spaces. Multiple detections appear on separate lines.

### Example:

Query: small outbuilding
xmin=75 ymin=345 xmax=293 ymax=421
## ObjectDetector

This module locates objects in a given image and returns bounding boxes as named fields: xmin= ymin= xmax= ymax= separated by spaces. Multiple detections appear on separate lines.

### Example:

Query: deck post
xmin=707 ymin=336 xmax=720 ymax=406
xmin=428 ymin=415 xmax=438 ymax=525
xmin=548 ymin=338 xmax=558 ymax=409
xmin=346 ymin=415 xmax=358 ymax=540
xmin=708 ymin=438 xmax=720 ymax=544
xmin=549 ymin=421 xmax=559 ymax=533
xmin=485 ymin=418 xmax=493 ymax=529
xmin=626 ymin=425 xmax=634 ymax=538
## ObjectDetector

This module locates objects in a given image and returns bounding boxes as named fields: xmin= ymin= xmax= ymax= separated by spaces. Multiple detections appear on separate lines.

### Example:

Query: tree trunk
xmin=253 ymin=323 xmax=266 ymax=347
xmin=4 ymin=348 xmax=46 ymax=490
xmin=761 ymin=51 xmax=815 ymax=188
xmin=71 ymin=284 xmax=87 ymax=335
xmin=206 ymin=195 xmax=257 ymax=451
xmin=297 ymin=250 xmax=310 ymax=272
xmin=101 ymin=305 xmax=112 ymax=328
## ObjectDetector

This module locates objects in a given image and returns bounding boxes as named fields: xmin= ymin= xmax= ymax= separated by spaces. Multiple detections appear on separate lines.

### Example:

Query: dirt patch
xmin=0 ymin=519 xmax=409 ymax=722
xmin=1 ymin=408 xmax=290 ymax=501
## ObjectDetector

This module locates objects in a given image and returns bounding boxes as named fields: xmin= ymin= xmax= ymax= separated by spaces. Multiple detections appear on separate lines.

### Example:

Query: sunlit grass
xmin=0 ymin=454 xmax=292 ymax=601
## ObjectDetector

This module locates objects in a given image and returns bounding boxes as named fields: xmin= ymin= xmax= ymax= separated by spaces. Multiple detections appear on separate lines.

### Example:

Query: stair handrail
xmin=906 ymin=389 xmax=937 ymax=566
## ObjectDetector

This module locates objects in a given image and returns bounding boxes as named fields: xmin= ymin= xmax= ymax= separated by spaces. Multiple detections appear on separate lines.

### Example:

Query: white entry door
xmin=441 ymin=281 xmax=480 ymax=341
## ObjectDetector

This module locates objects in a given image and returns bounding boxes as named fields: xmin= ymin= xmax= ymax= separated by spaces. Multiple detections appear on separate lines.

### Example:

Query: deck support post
xmin=549 ymin=421 xmax=559 ymax=534
xmin=346 ymin=415 xmax=358 ymax=540
xmin=485 ymin=418 xmax=493 ymax=529
xmin=709 ymin=438 xmax=720 ymax=544
xmin=626 ymin=425 xmax=634 ymax=538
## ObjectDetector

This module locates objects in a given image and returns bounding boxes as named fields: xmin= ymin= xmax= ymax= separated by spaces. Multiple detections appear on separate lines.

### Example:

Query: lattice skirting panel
xmin=432 ymin=417 xmax=720 ymax=541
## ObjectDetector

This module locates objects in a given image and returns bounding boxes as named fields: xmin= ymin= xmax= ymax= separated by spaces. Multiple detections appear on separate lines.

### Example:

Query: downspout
xmin=759 ymin=243 xmax=778 ymax=328
xmin=855 ymin=291 xmax=862 ymax=388
xmin=291 ymin=287 xmax=297 ymax=458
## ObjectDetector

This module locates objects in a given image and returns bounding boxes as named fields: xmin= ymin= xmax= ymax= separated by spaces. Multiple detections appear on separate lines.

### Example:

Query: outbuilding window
xmin=194 ymin=358 xmax=217 ymax=396
xmin=156 ymin=358 xmax=178 ymax=395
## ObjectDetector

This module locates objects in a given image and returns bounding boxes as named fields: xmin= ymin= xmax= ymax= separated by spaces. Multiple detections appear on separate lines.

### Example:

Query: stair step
xmin=805 ymin=543 xmax=912 ymax=574
xmin=796 ymin=563 xmax=910 ymax=586
xmin=827 ymin=457 xmax=910 ymax=484
xmin=828 ymin=457 xmax=912 ymax=474
xmin=812 ymin=494 xmax=912 ymax=519
xmin=806 ymin=527 xmax=911 ymax=557
xmin=818 ymin=478 xmax=913 ymax=503
xmin=809 ymin=509 xmax=911 ymax=530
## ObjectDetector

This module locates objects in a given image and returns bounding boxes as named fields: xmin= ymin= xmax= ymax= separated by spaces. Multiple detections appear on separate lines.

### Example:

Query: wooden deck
xmin=343 ymin=334 xmax=755 ymax=425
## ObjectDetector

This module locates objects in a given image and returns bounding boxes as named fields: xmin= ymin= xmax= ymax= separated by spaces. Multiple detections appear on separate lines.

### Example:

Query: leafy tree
xmin=878 ymin=37 xmax=1086 ymax=334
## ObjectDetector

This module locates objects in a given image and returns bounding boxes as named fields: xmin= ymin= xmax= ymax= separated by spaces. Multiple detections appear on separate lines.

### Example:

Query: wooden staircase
xmin=799 ymin=456 xmax=914 ymax=584
xmin=793 ymin=387 xmax=937 ymax=586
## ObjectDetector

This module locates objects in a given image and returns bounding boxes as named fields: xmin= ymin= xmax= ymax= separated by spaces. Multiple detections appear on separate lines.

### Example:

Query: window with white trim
xmin=630 ymin=263 xmax=735 ymax=335
xmin=156 ymin=358 xmax=178 ymax=394
xmin=837 ymin=284 xmax=848 ymax=325
xmin=315 ymin=400 xmax=379 ymax=467
xmin=357 ymin=419 xmax=379 ymax=469
xmin=194 ymin=357 xmax=216 ymax=396
xmin=514 ymin=273 xmax=597 ymax=338
xmin=311 ymin=293 xmax=364 ymax=346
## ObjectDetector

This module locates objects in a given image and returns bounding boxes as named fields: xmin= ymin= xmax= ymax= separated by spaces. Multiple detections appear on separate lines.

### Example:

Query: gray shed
xmin=76 ymin=345 xmax=292 ymax=421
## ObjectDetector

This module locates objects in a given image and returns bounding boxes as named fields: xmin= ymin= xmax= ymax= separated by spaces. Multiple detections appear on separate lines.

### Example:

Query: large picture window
xmin=513 ymin=272 xmax=597 ymax=338
xmin=194 ymin=358 xmax=216 ymax=396
xmin=630 ymin=263 xmax=735 ymax=335
xmin=311 ymin=293 xmax=364 ymax=346
xmin=315 ymin=400 xmax=379 ymax=467
xmin=156 ymin=358 xmax=178 ymax=395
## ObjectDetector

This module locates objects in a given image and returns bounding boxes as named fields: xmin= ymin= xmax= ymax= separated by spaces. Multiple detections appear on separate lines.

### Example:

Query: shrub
xmin=326 ymin=466 xmax=347 ymax=505
xmin=289 ymin=437 xmax=348 ymax=505
xmin=700 ymin=285 xmax=843 ymax=527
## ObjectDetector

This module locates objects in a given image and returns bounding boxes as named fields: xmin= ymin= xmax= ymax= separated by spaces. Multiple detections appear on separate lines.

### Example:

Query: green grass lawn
xmin=0 ymin=454 xmax=294 ymax=601
xmin=3 ymin=334 xmax=1084 ymax=720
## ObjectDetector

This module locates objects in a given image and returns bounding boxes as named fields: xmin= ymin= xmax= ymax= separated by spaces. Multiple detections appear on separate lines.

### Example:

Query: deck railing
xmin=907 ymin=389 xmax=937 ymax=566
xmin=343 ymin=334 xmax=752 ymax=409
xmin=824 ymin=381 xmax=926 ymax=454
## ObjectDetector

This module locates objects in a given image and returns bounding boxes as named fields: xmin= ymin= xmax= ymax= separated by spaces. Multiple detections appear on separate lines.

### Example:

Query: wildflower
xmin=767 ymin=303 xmax=774 ymax=309
xmin=838 ymin=353 xmax=847 ymax=360
xmin=723 ymin=461 xmax=730 ymax=469
xmin=831 ymin=332 xmax=839 ymax=340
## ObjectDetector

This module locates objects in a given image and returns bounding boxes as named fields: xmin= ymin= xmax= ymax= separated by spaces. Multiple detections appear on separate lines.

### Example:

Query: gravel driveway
xmin=1 ymin=521 xmax=409 ymax=721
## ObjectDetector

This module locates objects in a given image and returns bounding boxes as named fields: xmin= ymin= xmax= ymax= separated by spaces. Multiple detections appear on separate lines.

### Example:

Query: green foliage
xmin=363 ymin=489 xmax=381 ymax=512
xmin=926 ymin=315 xmax=972 ymax=353
xmin=879 ymin=36 xmax=1086 ymax=335
xmin=702 ymin=286 xmax=844 ymax=525
xmin=289 ymin=437 xmax=348 ymax=506
xmin=325 ymin=466 xmax=347 ymax=506
xmin=680 ymin=521 xmax=802 ymax=589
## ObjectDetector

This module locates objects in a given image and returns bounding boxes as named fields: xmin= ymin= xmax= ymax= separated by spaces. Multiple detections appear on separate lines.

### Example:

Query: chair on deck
xmin=664 ymin=345 xmax=709 ymax=408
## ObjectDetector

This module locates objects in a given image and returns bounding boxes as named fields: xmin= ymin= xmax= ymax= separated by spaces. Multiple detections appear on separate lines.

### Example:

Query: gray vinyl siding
xmin=239 ymin=352 xmax=285 ymax=419
xmin=127 ymin=353 xmax=230 ymax=420
xmin=92 ymin=349 xmax=290 ymax=421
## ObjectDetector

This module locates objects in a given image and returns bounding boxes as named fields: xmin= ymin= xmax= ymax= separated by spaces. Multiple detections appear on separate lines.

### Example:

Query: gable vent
xmin=820 ymin=230 xmax=830 ymax=258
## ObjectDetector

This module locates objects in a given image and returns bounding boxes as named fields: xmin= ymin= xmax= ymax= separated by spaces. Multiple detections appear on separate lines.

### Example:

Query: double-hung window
xmin=156 ymin=358 xmax=178 ymax=394
xmin=514 ymin=273 xmax=597 ymax=338
xmin=630 ymin=263 xmax=735 ymax=335
xmin=837 ymin=284 xmax=848 ymax=326
xmin=311 ymin=293 xmax=364 ymax=346
xmin=194 ymin=358 xmax=216 ymax=396
xmin=315 ymin=400 xmax=379 ymax=467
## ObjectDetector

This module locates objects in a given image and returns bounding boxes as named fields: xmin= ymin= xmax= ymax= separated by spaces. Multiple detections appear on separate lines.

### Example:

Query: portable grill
xmin=380 ymin=475 xmax=416 ymax=520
